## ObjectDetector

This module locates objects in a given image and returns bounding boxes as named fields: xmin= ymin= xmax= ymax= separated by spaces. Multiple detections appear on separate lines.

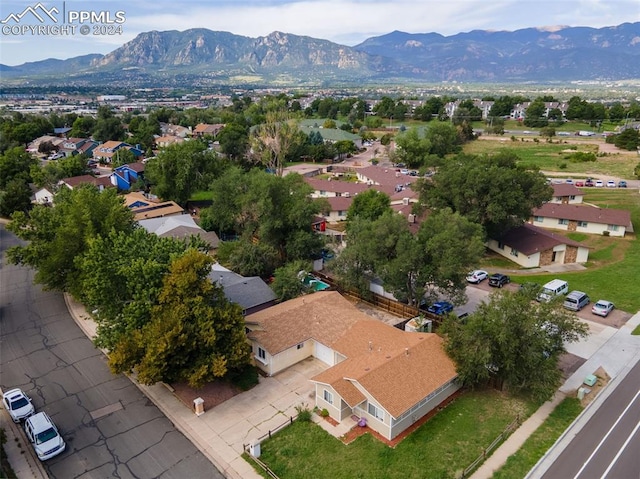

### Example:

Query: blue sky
xmin=0 ymin=0 xmax=638 ymax=66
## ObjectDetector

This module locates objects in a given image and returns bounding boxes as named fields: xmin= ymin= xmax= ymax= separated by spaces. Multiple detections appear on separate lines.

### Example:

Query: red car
xmin=575 ymin=180 xmax=585 ymax=187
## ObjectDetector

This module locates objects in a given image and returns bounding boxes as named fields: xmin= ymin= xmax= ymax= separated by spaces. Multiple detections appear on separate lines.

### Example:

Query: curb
xmin=62 ymin=293 xmax=250 ymax=479
xmin=525 ymin=350 xmax=640 ymax=478
xmin=0 ymin=405 xmax=48 ymax=479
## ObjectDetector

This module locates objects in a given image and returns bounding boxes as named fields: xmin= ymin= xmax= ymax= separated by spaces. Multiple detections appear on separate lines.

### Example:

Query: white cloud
xmin=0 ymin=0 xmax=637 ymax=65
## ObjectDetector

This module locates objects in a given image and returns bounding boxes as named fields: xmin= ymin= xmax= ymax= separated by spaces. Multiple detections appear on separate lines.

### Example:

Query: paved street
xmin=541 ymin=360 xmax=640 ymax=479
xmin=0 ymin=225 xmax=224 ymax=479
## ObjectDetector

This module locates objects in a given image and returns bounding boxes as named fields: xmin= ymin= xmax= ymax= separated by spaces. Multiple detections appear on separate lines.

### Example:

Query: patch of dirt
xmin=171 ymin=380 xmax=243 ymax=412
xmin=573 ymin=367 xmax=611 ymax=408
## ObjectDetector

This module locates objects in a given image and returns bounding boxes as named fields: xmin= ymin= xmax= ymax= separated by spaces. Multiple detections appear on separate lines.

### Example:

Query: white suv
xmin=24 ymin=412 xmax=66 ymax=461
xmin=2 ymin=388 xmax=35 ymax=423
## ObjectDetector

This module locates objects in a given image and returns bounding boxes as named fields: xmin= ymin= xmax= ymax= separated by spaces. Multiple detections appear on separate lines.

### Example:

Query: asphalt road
xmin=0 ymin=225 xmax=224 ymax=479
xmin=541 ymin=360 xmax=640 ymax=479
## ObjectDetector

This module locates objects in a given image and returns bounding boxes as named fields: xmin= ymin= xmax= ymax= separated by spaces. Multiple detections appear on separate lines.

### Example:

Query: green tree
xmin=420 ymin=152 xmax=552 ymax=238
xmin=217 ymin=123 xmax=249 ymax=162
xmin=441 ymin=290 xmax=588 ymax=400
xmin=204 ymin=168 xmax=326 ymax=268
xmin=145 ymin=140 xmax=221 ymax=205
xmin=613 ymin=128 xmax=640 ymax=151
xmin=394 ymin=127 xmax=431 ymax=168
xmin=425 ymin=121 xmax=462 ymax=157
xmin=347 ymin=189 xmax=391 ymax=223
xmin=92 ymin=106 xmax=125 ymax=142
xmin=523 ymin=98 xmax=549 ymax=128
xmin=271 ymin=260 xmax=313 ymax=302
xmin=0 ymin=178 xmax=32 ymax=217
xmin=111 ymin=148 xmax=137 ymax=168
xmin=109 ymin=249 xmax=252 ymax=387
xmin=76 ymin=227 xmax=198 ymax=349
xmin=7 ymin=185 xmax=135 ymax=292
xmin=0 ymin=147 xmax=37 ymax=188
xmin=334 ymin=209 xmax=484 ymax=306
xmin=608 ymin=103 xmax=625 ymax=122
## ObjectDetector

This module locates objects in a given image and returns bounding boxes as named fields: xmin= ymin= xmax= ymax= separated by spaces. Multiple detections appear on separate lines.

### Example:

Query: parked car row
xmin=466 ymin=270 xmax=511 ymax=288
xmin=534 ymin=279 xmax=615 ymax=317
xmin=577 ymin=178 xmax=627 ymax=188
xmin=1 ymin=388 xmax=65 ymax=461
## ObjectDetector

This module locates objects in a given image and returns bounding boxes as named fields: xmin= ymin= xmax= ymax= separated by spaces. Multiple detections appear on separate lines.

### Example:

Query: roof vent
xmin=368 ymin=341 xmax=372 ymax=351
xmin=405 ymin=348 xmax=409 ymax=356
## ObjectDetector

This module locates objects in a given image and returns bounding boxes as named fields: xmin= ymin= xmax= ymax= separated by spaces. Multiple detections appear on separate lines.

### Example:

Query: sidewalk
xmin=64 ymin=294 xmax=338 ymax=479
xmin=470 ymin=311 xmax=640 ymax=479
xmin=0 ymin=407 xmax=48 ymax=479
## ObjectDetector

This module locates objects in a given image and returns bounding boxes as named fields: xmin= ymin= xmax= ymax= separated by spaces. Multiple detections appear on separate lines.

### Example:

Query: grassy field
xmin=462 ymin=137 xmax=638 ymax=179
xmin=491 ymin=398 xmax=583 ymax=479
xmin=251 ymin=389 xmax=539 ymax=479
xmin=509 ymin=188 xmax=640 ymax=312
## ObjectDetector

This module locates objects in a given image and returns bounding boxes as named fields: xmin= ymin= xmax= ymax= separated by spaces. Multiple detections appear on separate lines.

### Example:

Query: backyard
xmin=250 ymin=389 xmax=540 ymax=479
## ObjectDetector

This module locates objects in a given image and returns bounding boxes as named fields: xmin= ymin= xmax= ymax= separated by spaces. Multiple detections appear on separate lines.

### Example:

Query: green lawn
xmin=491 ymin=398 xmax=583 ymax=479
xmin=462 ymin=137 xmax=638 ymax=179
xmin=510 ymin=189 xmax=640 ymax=312
xmin=251 ymin=390 xmax=539 ymax=479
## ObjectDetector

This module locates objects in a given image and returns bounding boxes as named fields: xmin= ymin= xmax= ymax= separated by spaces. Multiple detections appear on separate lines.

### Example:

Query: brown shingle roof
xmin=499 ymin=223 xmax=586 ymax=255
xmin=249 ymin=292 xmax=458 ymax=419
xmin=533 ymin=203 xmax=631 ymax=227
xmin=326 ymin=196 xmax=353 ymax=211
xmin=305 ymin=178 xmax=370 ymax=195
xmin=246 ymin=291 xmax=364 ymax=355
xmin=551 ymin=183 xmax=583 ymax=197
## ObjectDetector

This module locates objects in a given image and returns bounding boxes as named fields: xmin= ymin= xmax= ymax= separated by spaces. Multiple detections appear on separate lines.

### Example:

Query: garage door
xmin=314 ymin=342 xmax=334 ymax=366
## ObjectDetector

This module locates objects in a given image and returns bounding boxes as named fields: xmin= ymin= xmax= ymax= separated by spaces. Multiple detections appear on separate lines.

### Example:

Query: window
xmin=558 ymin=219 xmax=569 ymax=225
xmin=368 ymin=403 xmax=385 ymax=421
xmin=319 ymin=190 xmax=326 ymax=196
xmin=497 ymin=242 xmax=504 ymax=250
xmin=577 ymin=221 xmax=588 ymax=227
xmin=608 ymin=225 xmax=619 ymax=232
xmin=323 ymin=389 xmax=333 ymax=405
xmin=570 ymin=195 xmax=576 ymax=200
xmin=257 ymin=347 xmax=266 ymax=360
xmin=297 ymin=343 xmax=304 ymax=350
xmin=533 ymin=216 xmax=543 ymax=223
xmin=510 ymin=248 xmax=519 ymax=257
xmin=335 ymin=192 xmax=342 ymax=197
xmin=338 ymin=210 xmax=346 ymax=217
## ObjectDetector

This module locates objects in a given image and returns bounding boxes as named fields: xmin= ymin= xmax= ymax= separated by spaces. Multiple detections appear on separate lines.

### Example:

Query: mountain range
xmin=2 ymin=22 xmax=640 ymax=86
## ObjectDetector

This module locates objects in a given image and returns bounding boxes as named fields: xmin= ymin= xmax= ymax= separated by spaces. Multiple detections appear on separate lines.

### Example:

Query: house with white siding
xmin=530 ymin=203 xmax=633 ymax=237
xmin=245 ymin=291 xmax=459 ymax=441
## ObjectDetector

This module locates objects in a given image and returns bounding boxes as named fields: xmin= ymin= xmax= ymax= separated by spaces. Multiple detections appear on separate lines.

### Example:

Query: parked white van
xmin=537 ymin=279 xmax=569 ymax=303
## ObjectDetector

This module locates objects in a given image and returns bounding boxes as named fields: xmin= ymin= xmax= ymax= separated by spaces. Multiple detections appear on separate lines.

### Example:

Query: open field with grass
xmin=251 ymin=389 xmax=539 ymax=479
xmin=463 ymin=136 xmax=638 ymax=179
xmin=491 ymin=398 xmax=583 ymax=479
xmin=509 ymin=189 xmax=640 ymax=312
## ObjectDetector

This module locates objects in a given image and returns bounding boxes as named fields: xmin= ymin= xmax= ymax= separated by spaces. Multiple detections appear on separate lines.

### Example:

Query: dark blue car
xmin=427 ymin=301 xmax=454 ymax=315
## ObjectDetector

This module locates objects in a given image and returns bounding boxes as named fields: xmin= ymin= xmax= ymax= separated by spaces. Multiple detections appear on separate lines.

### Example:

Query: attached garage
xmin=314 ymin=341 xmax=335 ymax=366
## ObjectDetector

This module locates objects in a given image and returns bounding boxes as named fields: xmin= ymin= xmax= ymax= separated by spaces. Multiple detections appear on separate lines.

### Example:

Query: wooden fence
xmin=460 ymin=414 xmax=521 ymax=478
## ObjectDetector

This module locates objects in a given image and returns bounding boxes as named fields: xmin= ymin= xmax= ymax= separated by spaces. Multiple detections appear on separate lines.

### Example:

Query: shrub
xmin=321 ymin=408 xmax=329 ymax=418
xmin=558 ymin=162 xmax=567 ymax=169
xmin=228 ymin=365 xmax=259 ymax=391
xmin=295 ymin=403 xmax=312 ymax=422
xmin=602 ymin=230 xmax=610 ymax=237
xmin=569 ymin=151 xmax=597 ymax=163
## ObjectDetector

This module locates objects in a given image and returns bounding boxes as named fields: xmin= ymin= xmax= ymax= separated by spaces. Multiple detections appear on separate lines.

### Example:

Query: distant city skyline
xmin=1 ymin=0 xmax=638 ymax=66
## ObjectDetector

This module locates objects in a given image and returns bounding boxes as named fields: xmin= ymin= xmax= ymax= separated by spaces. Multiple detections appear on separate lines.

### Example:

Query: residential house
xmin=93 ymin=141 xmax=143 ymax=164
xmin=487 ymin=223 xmax=589 ymax=268
xmin=59 ymin=175 xmax=113 ymax=192
xmin=138 ymin=215 xmax=220 ymax=250
xmin=123 ymin=191 xmax=184 ymax=221
xmin=160 ymin=123 xmax=191 ymax=138
xmin=58 ymin=138 xmax=90 ymax=157
xmin=549 ymin=184 xmax=584 ymax=204
xmin=305 ymin=177 xmax=370 ymax=199
xmin=193 ymin=123 xmax=224 ymax=138
xmin=323 ymin=196 xmax=353 ymax=222
xmin=154 ymin=135 xmax=185 ymax=148
xmin=110 ymin=162 xmax=145 ymax=191
xmin=355 ymin=165 xmax=419 ymax=197
xmin=208 ymin=263 xmax=276 ymax=316
xmin=27 ymin=135 xmax=65 ymax=154
xmin=530 ymin=203 xmax=633 ymax=237
xmin=245 ymin=291 xmax=460 ymax=441
xmin=53 ymin=127 xmax=72 ymax=138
